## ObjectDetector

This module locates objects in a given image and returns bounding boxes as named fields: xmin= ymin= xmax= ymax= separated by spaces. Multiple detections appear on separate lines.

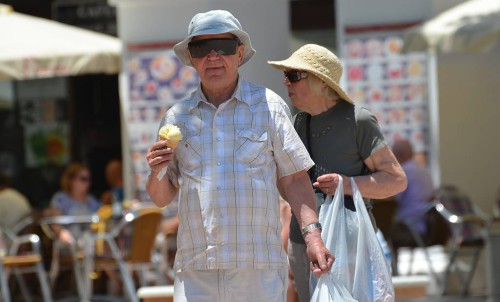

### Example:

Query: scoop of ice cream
xmin=158 ymin=124 xmax=183 ymax=149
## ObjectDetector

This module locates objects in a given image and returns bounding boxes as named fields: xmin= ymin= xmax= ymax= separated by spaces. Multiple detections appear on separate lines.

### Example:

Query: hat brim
xmin=268 ymin=59 xmax=354 ymax=104
xmin=174 ymin=29 xmax=256 ymax=67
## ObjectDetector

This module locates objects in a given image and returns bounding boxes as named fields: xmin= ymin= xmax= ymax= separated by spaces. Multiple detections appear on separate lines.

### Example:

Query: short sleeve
xmin=272 ymin=109 xmax=314 ymax=178
xmin=355 ymin=106 xmax=388 ymax=160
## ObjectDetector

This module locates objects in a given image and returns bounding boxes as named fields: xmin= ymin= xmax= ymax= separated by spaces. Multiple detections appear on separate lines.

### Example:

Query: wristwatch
xmin=301 ymin=223 xmax=322 ymax=237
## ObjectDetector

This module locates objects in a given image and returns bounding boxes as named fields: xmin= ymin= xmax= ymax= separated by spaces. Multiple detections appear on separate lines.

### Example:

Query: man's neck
xmin=202 ymin=79 xmax=239 ymax=108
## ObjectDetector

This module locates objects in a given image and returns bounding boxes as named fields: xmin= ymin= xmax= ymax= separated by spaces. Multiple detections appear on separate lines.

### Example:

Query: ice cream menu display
xmin=344 ymin=34 xmax=431 ymax=153
xmin=125 ymin=48 xmax=198 ymax=200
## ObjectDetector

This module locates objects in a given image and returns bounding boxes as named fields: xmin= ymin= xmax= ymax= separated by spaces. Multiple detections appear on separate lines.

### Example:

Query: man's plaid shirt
xmin=162 ymin=77 xmax=314 ymax=272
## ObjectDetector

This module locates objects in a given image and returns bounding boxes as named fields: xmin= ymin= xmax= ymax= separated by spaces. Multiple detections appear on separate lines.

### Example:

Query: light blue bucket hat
xmin=173 ymin=10 xmax=256 ymax=67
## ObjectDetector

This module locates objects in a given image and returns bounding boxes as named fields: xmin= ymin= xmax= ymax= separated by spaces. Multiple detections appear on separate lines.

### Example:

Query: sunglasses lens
xmin=188 ymin=39 xmax=239 ymax=58
xmin=76 ymin=176 xmax=90 ymax=182
xmin=284 ymin=71 xmax=307 ymax=83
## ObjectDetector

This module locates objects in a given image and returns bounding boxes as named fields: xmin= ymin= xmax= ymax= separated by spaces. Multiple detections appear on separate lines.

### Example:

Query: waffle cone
xmin=167 ymin=140 xmax=180 ymax=150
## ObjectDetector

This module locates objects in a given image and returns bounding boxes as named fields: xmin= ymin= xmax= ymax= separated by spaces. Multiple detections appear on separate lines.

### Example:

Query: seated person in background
xmin=48 ymin=163 xmax=125 ymax=295
xmin=100 ymin=159 xmax=124 ymax=205
xmin=0 ymin=171 xmax=32 ymax=229
xmin=391 ymin=139 xmax=435 ymax=243
xmin=48 ymin=162 xmax=100 ymax=246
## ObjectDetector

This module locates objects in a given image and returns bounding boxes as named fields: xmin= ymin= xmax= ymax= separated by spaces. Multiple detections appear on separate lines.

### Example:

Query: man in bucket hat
xmin=146 ymin=11 xmax=333 ymax=301
xmin=269 ymin=44 xmax=407 ymax=301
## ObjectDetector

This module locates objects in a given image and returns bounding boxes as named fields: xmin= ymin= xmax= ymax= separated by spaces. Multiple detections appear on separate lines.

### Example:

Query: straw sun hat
xmin=174 ymin=10 xmax=256 ymax=67
xmin=268 ymin=44 xmax=354 ymax=104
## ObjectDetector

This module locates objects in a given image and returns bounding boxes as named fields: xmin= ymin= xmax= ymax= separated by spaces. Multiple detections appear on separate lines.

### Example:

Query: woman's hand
xmin=313 ymin=173 xmax=344 ymax=196
xmin=58 ymin=229 xmax=75 ymax=246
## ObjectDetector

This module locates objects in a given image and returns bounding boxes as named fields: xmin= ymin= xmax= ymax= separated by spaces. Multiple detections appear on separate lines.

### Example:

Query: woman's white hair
xmin=307 ymin=74 xmax=339 ymax=101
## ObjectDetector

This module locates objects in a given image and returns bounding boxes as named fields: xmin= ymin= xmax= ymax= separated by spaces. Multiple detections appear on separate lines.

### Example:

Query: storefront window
xmin=0 ymin=78 xmax=69 ymax=209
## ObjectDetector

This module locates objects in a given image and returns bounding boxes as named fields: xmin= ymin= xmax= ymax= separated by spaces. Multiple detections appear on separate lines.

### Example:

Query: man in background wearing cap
xmin=269 ymin=44 xmax=407 ymax=301
xmin=146 ymin=11 xmax=333 ymax=301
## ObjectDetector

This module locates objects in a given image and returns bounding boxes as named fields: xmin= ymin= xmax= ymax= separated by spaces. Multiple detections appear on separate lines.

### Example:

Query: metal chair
xmin=39 ymin=214 xmax=98 ymax=301
xmin=390 ymin=202 xmax=451 ymax=281
xmin=83 ymin=206 xmax=164 ymax=302
xmin=434 ymin=185 xmax=489 ymax=296
xmin=0 ymin=226 xmax=52 ymax=302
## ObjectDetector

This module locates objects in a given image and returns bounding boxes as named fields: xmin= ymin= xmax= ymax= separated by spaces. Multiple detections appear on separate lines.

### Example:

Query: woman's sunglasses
xmin=75 ymin=175 xmax=91 ymax=182
xmin=188 ymin=38 xmax=240 ymax=58
xmin=284 ymin=70 xmax=308 ymax=83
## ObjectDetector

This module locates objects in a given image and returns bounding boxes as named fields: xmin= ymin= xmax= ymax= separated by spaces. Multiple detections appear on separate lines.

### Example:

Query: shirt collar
xmin=188 ymin=75 xmax=255 ymax=111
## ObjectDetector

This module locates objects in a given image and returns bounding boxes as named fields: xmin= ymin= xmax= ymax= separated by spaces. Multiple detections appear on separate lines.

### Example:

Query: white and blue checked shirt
xmin=162 ymin=77 xmax=314 ymax=272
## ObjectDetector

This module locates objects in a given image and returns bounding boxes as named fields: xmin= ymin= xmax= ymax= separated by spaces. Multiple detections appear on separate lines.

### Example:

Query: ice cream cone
xmin=166 ymin=140 xmax=180 ymax=150
xmin=158 ymin=124 xmax=183 ymax=149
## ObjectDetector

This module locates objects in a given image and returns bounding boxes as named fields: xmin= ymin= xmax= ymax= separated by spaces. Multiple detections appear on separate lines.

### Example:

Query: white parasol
xmin=403 ymin=0 xmax=500 ymax=53
xmin=0 ymin=5 xmax=121 ymax=80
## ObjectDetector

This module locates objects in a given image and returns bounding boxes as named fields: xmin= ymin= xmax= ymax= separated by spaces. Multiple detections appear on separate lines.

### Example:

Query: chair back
xmin=115 ymin=207 xmax=163 ymax=263
xmin=424 ymin=206 xmax=451 ymax=246
xmin=11 ymin=212 xmax=53 ymax=260
xmin=435 ymin=185 xmax=485 ymax=244
xmin=0 ymin=223 xmax=53 ymax=302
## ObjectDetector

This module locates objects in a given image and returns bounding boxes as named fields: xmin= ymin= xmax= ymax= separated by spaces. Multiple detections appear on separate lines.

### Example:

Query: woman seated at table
xmin=47 ymin=161 xmax=100 ymax=246
xmin=47 ymin=162 xmax=129 ymax=295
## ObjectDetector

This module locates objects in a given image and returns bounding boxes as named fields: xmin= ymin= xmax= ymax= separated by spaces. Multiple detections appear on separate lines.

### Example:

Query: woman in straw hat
xmin=269 ymin=44 xmax=407 ymax=301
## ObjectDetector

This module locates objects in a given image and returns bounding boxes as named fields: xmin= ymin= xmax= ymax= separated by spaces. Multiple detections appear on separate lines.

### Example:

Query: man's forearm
xmin=282 ymin=171 xmax=325 ymax=249
xmin=281 ymin=170 xmax=334 ymax=273
xmin=281 ymin=171 xmax=319 ymax=231
xmin=146 ymin=170 xmax=178 ymax=208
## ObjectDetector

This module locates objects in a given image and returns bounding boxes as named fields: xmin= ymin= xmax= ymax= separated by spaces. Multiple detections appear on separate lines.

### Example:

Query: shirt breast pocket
xmin=236 ymin=129 xmax=269 ymax=165
xmin=175 ymin=133 xmax=202 ymax=172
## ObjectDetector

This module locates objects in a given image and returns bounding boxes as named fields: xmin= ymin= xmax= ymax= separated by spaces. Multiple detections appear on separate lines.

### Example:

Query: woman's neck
xmin=309 ymin=98 xmax=339 ymax=116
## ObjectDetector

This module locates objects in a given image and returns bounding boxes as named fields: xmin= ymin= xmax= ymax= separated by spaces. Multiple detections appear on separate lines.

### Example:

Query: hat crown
xmin=188 ymin=10 xmax=242 ymax=36
xmin=295 ymin=44 xmax=343 ymax=84
xmin=174 ymin=10 xmax=256 ymax=67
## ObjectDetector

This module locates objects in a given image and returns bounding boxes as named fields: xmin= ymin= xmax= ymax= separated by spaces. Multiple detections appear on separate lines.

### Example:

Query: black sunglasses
xmin=75 ymin=175 xmax=91 ymax=182
xmin=284 ymin=70 xmax=308 ymax=83
xmin=188 ymin=38 xmax=240 ymax=58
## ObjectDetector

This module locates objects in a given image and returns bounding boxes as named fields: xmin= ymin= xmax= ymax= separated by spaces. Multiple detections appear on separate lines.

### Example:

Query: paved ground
xmin=394 ymin=245 xmax=492 ymax=301
xmin=400 ymin=297 xmax=487 ymax=302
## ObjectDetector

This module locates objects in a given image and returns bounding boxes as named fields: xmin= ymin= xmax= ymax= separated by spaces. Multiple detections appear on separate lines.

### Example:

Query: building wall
xmin=111 ymin=0 xmax=289 ymax=97
xmin=437 ymin=53 xmax=500 ymax=212
xmin=338 ymin=0 xmax=433 ymax=27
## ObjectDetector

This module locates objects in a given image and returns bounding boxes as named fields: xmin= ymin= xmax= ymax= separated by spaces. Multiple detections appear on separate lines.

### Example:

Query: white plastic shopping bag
xmin=311 ymin=177 xmax=394 ymax=302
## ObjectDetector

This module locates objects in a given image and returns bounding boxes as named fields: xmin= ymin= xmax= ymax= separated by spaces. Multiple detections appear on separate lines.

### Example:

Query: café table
xmin=39 ymin=214 xmax=138 ymax=302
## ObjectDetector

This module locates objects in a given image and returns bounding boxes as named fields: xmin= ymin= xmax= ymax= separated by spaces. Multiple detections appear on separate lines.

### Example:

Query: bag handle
xmin=323 ymin=176 xmax=344 ymax=205
xmin=350 ymin=177 xmax=378 ymax=238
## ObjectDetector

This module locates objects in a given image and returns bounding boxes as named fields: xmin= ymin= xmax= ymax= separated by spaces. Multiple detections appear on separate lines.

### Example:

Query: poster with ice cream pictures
xmin=124 ymin=47 xmax=199 ymax=200
xmin=344 ymin=31 xmax=432 ymax=155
